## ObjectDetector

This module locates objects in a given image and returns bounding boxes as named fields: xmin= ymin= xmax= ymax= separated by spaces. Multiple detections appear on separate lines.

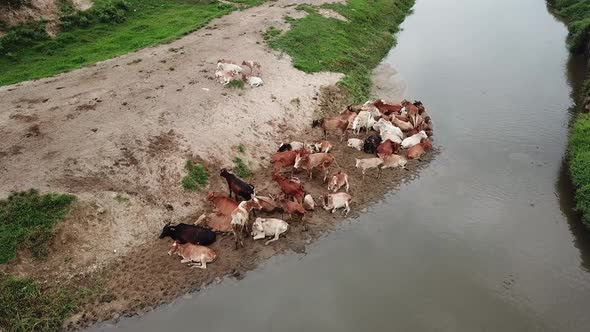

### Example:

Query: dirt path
xmin=0 ymin=1 xmax=432 ymax=330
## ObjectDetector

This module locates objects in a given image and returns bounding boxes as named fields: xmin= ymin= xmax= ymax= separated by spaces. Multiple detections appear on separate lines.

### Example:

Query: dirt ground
xmin=0 ymin=0 xmax=435 ymax=330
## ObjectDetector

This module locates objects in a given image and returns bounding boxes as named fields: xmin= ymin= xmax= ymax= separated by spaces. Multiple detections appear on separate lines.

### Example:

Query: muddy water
xmin=90 ymin=0 xmax=590 ymax=331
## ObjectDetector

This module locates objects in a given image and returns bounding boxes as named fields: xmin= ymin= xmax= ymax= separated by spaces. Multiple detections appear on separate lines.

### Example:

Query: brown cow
xmin=294 ymin=152 xmax=335 ymax=181
xmin=407 ymin=138 xmax=432 ymax=160
xmin=312 ymin=117 xmax=348 ymax=141
xmin=376 ymin=140 xmax=400 ymax=159
xmin=272 ymin=172 xmax=305 ymax=203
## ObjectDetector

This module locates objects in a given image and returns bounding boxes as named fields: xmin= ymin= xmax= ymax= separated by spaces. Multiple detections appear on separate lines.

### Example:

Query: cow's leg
xmin=233 ymin=227 xmax=239 ymax=250
xmin=344 ymin=201 xmax=350 ymax=216
xmin=227 ymin=183 xmax=232 ymax=199
xmin=199 ymin=255 xmax=207 ymax=269
xmin=331 ymin=208 xmax=336 ymax=214
xmin=345 ymin=179 xmax=350 ymax=192
xmin=308 ymin=169 xmax=313 ymax=181
xmin=180 ymin=258 xmax=191 ymax=264
xmin=239 ymin=225 xmax=245 ymax=247
xmin=265 ymin=229 xmax=280 ymax=245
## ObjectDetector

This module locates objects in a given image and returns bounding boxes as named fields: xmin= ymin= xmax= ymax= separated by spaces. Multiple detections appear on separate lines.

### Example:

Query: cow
xmin=168 ymin=241 xmax=217 ymax=269
xmin=271 ymin=149 xmax=299 ymax=173
xmin=373 ymin=99 xmax=403 ymax=115
xmin=312 ymin=140 xmax=333 ymax=153
xmin=322 ymin=193 xmax=352 ymax=216
xmin=327 ymin=171 xmax=350 ymax=193
xmin=206 ymin=191 xmax=238 ymax=216
xmin=407 ymin=138 xmax=432 ymax=160
xmin=241 ymin=60 xmax=261 ymax=74
xmin=215 ymin=70 xmax=236 ymax=85
xmin=355 ymin=157 xmax=383 ymax=180
xmin=242 ymin=73 xmax=263 ymax=87
xmin=381 ymin=154 xmax=408 ymax=169
xmin=220 ymin=168 xmax=255 ymax=201
xmin=303 ymin=193 xmax=315 ymax=211
xmin=376 ymin=139 xmax=400 ymax=159
xmin=347 ymin=138 xmax=364 ymax=151
xmin=351 ymin=111 xmax=375 ymax=135
xmin=391 ymin=117 xmax=413 ymax=132
xmin=401 ymin=130 xmax=428 ymax=149
xmin=339 ymin=109 xmax=358 ymax=129
xmin=231 ymin=197 xmax=263 ymax=248
xmin=278 ymin=196 xmax=306 ymax=226
xmin=363 ymin=134 xmax=382 ymax=154
xmin=312 ymin=117 xmax=348 ymax=141
xmin=217 ymin=61 xmax=243 ymax=74
xmin=272 ymin=172 xmax=305 ymax=203
xmin=256 ymin=195 xmax=281 ymax=213
xmin=294 ymin=152 xmax=335 ymax=181
xmin=159 ymin=223 xmax=216 ymax=246
xmin=251 ymin=218 xmax=288 ymax=245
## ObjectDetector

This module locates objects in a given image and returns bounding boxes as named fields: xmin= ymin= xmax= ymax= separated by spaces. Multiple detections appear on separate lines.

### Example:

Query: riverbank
xmin=549 ymin=0 xmax=590 ymax=226
xmin=0 ymin=0 xmax=421 ymax=330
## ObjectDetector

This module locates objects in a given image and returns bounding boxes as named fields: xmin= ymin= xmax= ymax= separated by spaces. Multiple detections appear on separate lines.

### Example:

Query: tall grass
xmin=269 ymin=0 xmax=414 ymax=102
xmin=0 ymin=275 xmax=76 ymax=332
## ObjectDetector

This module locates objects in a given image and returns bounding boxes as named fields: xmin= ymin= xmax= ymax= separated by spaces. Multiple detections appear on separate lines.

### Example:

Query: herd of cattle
xmin=215 ymin=59 xmax=263 ymax=87
xmin=160 ymin=98 xmax=434 ymax=269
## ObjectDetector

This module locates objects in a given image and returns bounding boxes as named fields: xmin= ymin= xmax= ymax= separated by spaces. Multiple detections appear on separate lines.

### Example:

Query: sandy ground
xmin=0 ymin=0 xmax=433 ymax=329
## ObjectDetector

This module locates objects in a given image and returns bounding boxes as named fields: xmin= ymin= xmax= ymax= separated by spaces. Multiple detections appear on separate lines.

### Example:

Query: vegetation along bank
xmin=549 ymin=0 xmax=590 ymax=225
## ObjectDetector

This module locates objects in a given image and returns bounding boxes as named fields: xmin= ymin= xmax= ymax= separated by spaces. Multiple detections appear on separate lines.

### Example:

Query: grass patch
xmin=268 ymin=0 xmax=415 ymax=102
xmin=0 ymin=189 xmax=75 ymax=264
xmin=225 ymin=0 xmax=268 ymax=7
xmin=114 ymin=194 xmax=129 ymax=203
xmin=233 ymin=157 xmax=251 ymax=178
xmin=181 ymin=160 xmax=209 ymax=191
xmin=262 ymin=26 xmax=281 ymax=41
xmin=569 ymin=113 xmax=590 ymax=225
xmin=0 ymin=275 xmax=77 ymax=332
xmin=0 ymin=0 xmax=237 ymax=86
xmin=237 ymin=144 xmax=246 ymax=153
xmin=225 ymin=79 xmax=244 ymax=89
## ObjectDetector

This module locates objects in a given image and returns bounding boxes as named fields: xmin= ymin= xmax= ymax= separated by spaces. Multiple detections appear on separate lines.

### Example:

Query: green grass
xmin=268 ymin=0 xmax=415 ymax=102
xmin=0 ymin=0 xmax=236 ymax=86
xmin=225 ymin=79 xmax=244 ymax=89
xmin=569 ymin=113 xmax=590 ymax=225
xmin=237 ymin=144 xmax=246 ymax=153
xmin=552 ymin=0 xmax=590 ymax=225
xmin=233 ymin=157 xmax=251 ymax=178
xmin=0 ymin=275 xmax=77 ymax=332
xmin=550 ymin=0 xmax=590 ymax=52
xmin=0 ymin=189 xmax=75 ymax=264
xmin=181 ymin=160 xmax=209 ymax=191
xmin=262 ymin=26 xmax=281 ymax=41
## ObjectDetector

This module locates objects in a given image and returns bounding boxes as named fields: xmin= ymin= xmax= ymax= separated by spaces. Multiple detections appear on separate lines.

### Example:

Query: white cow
xmin=251 ymin=218 xmax=288 ymax=245
xmin=347 ymin=138 xmax=364 ymax=151
xmin=322 ymin=193 xmax=352 ymax=216
xmin=351 ymin=111 xmax=375 ymax=134
xmin=247 ymin=76 xmax=263 ymax=87
xmin=217 ymin=62 xmax=243 ymax=74
xmin=355 ymin=157 xmax=383 ymax=180
xmin=401 ymin=130 xmax=428 ymax=149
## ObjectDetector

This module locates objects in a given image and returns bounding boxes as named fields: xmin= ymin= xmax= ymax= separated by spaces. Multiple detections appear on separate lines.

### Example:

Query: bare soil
xmin=0 ymin=0 xmax=435 ymax=330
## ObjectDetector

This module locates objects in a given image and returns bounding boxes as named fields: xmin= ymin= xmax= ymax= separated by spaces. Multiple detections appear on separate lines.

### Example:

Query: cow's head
xmin=168 ymin=241 xmax=180 ymax=255
xmin=251 ymin=218 xmax=266 ymax=240
xmin=311 ymin=119 xmax=323 ymax=128
xmin=294 ymin=153 xmax=304 ymax=169
xmin=159 ymin=224 xmax=175 ymax=239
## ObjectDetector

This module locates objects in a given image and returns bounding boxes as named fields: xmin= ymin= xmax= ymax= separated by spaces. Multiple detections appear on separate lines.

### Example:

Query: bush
xmin=0 ymin=21 xmax=49 ymax=55
xmin=0 ymin=275 xmax=76 ymax=332
xmin=181 ymin=160 xmax=209 ymax=191
xmin=59 ymin=0 xmax=132 ymax=31
xmin=0 ymin=189 xmax=75 ymax=263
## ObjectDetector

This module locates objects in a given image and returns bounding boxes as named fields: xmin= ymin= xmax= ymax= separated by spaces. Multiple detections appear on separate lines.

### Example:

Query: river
xmin=89 ymin=0 xmax=590 ymax=331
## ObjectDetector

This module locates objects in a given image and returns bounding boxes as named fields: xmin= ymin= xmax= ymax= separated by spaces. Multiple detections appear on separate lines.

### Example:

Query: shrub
xmin=225 ymin=79 xmax=244 ymax=89
xmin=0 ymin=21 xmax=49 ymax=55
xmin=181 ymin=160 xmax=209 ymax=191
